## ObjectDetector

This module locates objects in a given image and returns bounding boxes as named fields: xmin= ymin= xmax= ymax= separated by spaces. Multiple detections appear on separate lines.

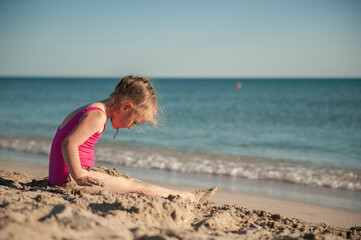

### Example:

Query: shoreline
xmin=2 ymin=134 xmax=361 ymax=192
xmin=1 ymin=147 xmax=360 ymax=213
xmin=1 ymin=159 xmax=360 ymax=229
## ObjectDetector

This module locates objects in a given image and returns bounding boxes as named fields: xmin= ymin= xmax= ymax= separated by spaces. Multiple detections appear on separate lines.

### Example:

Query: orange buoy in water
xmin=236 ymin=82 xmax=242 ymax=88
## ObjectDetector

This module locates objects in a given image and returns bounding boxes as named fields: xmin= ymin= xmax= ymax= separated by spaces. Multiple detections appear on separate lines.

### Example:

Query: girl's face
xmin=111 ymin=102 xmax=137 ymax=130
xmin=111 ymin=110 xmax=136 ymax=129
xmin=111 ymin=102 xmax=150 ymax=130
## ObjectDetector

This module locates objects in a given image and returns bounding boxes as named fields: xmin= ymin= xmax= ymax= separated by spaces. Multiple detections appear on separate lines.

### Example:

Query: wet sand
xmin=0 ymin=160 xmax=360 ymax=239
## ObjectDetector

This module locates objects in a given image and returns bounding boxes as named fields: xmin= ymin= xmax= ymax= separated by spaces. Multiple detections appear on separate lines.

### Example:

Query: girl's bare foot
xmin=193 ymin=186 xmax=218 ymax=203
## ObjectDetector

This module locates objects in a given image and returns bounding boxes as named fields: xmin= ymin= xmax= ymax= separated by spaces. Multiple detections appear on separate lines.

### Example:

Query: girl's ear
xmin=123 ymin=102 xmax=134 ymax=111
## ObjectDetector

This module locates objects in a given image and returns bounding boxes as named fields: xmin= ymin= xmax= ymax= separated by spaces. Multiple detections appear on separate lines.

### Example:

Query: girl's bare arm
xmin=61 ymin=110 xmax=106 ymax=186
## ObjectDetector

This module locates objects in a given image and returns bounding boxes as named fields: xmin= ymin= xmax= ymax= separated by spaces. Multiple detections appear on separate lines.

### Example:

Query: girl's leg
xmin=76 ymin=171 xmax=217 ymax=203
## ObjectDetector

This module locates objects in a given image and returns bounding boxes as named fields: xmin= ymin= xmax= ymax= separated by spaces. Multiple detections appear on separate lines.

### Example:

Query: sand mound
xmin=0 ymin=168 xmax=360 ymax=239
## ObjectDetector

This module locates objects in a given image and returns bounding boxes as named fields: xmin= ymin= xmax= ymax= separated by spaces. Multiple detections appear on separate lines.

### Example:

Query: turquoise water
xmin=0 ymin=77 xmax=360 ymax=197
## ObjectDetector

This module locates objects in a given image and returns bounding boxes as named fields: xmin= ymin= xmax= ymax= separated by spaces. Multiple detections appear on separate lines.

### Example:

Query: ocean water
xmin=0 ymin=77 xmax=361 ymax=210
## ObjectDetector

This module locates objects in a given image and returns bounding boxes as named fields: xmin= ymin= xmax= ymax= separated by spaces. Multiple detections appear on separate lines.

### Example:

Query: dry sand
xmin=0 ymin=160 xmax=360 ymax=239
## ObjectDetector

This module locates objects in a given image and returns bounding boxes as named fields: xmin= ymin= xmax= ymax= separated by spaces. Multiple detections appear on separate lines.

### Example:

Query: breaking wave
xmin=0 ymin=135 xmax=360 ymax=191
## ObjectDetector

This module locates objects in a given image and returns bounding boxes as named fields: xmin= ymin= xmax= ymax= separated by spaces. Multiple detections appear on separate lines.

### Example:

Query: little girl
xmin=49 ymin=75 xmax=217 ymax=202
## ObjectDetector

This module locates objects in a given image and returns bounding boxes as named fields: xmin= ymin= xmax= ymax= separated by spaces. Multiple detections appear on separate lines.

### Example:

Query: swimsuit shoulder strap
xmin=75 ymin=106 xmax=106 ymax=122
xmin=58 ymin=106 xmax=106 ymax=131
xmin=79 ymin=107 xmax=107 ymax=133
xmin=80 ymin=107 xmax=106 ymax=115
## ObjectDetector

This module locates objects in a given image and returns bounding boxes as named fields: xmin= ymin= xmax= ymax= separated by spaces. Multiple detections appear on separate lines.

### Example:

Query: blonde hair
xmin=109 ymin=75 xmax=159 ymax=126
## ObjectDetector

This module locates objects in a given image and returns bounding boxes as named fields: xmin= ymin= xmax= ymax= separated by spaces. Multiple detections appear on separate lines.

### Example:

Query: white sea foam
xmin=0 ymin=136 xmax=51 ymax=155
xmin=1 ymin=135 xmax=360 ymax=191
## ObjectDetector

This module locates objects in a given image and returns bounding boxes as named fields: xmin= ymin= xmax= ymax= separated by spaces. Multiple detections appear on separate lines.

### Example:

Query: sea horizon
xmin=1 ymin=76 xmax=361 ymax=80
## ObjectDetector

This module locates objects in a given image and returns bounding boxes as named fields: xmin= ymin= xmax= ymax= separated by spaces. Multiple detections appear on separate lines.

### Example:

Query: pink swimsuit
xmin=49 ymin=107 xmax=106 ymax=186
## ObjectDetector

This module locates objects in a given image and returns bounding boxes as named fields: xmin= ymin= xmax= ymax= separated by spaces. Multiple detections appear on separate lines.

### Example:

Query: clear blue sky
xmin=1 ymin=0 xmax=360 ymax=78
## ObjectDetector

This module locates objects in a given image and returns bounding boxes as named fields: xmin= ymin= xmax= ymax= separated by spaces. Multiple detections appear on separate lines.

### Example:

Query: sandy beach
xmin=1 ymin=160 xmax=360 ymax=239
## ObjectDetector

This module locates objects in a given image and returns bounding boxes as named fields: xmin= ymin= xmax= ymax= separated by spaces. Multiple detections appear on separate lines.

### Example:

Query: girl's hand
xmin=74 ymin=175 xmax=105 ymax=187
